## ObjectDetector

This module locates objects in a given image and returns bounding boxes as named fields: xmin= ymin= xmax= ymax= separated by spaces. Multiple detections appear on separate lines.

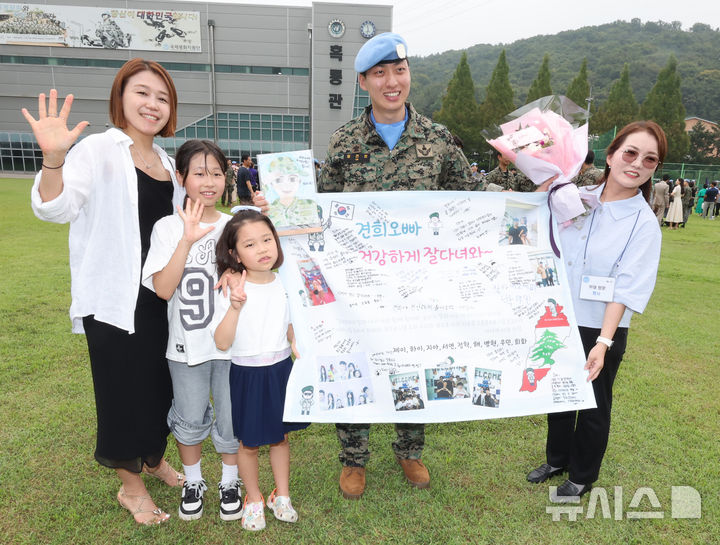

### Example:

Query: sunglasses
xmin=620 ymin=149 xmax=660 ymax=169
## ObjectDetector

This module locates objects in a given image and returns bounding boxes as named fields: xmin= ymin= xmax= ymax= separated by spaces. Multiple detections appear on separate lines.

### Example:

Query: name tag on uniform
xmin=343 ymin=153 xmax=370 ymax=163
xmin=580 ymin=275 xmax=615 ymax=302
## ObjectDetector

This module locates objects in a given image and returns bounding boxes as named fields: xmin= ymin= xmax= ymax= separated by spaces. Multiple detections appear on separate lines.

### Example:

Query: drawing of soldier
xmin=308 ymin=205 xmax=331 ymax=251
xmin=300 ymin=386 xmax=314 ymax=415
xmin=428 ymin=212 xmax=442 ymax=235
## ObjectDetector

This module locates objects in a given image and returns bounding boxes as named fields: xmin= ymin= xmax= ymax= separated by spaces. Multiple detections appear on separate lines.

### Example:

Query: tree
xmin=639 ymin=56 xmax=690 ymax=162
xmin=478 ymin=49 xmax=515 ymax=129
xmin=591 ymin=64 xmax=639 ymax=134
xmin=525 ymin=54 xmax=552 ymax=104
xmin=687 ymin=121 xmax=720 ymax=164
xmin=566 ymin=58 xmax=590 ymax=109
xmin=433 ymin=52 xmax=482 ymax=153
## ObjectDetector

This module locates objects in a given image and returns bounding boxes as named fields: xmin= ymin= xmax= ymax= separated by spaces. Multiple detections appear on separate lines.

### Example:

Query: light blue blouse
xmin=559 ymin=183 xmax=661 ymax=328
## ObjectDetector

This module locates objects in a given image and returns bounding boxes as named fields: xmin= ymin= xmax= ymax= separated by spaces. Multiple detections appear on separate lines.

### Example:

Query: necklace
xmin=131 ymin=145 xmax=156 ymax=169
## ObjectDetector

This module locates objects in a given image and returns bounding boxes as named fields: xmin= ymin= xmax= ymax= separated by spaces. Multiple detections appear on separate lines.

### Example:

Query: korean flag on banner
xmin=330 ymin=201 xmax=355 ymax=220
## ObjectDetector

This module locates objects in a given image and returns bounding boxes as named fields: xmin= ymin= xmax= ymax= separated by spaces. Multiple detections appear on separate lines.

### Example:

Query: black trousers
xmin=545 ymin=326 xmax=628 ymax=484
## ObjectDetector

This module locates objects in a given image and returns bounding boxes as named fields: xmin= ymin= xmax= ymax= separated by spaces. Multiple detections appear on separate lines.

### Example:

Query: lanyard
xmin=582 ymin=207 xmax=641 ymax=276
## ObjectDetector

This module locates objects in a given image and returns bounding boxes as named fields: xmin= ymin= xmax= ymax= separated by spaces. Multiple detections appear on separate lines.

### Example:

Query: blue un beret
xmin=354 ymin=32 xmax=408 ymax=73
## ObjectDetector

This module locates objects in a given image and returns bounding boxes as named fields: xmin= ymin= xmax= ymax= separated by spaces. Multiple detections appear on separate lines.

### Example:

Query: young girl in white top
xmin=213 ymin=210 xmax=308 ymax=531
xmin=142 ymin=140 xmax=241 ymax=522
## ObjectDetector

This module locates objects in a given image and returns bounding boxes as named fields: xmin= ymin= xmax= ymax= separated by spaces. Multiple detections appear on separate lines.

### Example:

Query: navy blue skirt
xmin=229 ymin=356 xmax=309 ymax=447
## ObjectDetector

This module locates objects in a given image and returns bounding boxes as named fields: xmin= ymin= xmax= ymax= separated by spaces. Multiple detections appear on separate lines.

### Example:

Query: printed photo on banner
xmin=257 ymin=149 xmax=321 ymax=236
xmin=472 ymin=368 xmax=502 ymax=408
xmin=297 ymin=258 xmax=335 ymax=306
xmin=424 ymin=362 xmax=470 ymax=401
xmin=317 ymin=353 xmax=368 ymax=383
xmin=0 ymin=3 xmax=201 ymax=51
xmin=500 ymin=200 xmax=540 ymax=247
xmin=318 ymin=379 xmax=374 ymax=411
xmin=528 ymin=250 xmax=560 ymax=288
xmin=389 ymin=371 xmax=425 ymax=411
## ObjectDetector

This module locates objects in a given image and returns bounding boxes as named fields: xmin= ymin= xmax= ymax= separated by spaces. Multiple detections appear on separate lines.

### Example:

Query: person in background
xmin=470 ymin=162 xmax=484 ymax=185
xmin=681 ymin=179 xmax=694 ymax=227
xmin=701 ymin=181 xmax=718 ymax=219
xmin=695 ymin=183 xmax=707 ymax=216
xmin=572 ymin=150 xmax=604 ymax=187
xmin=650 ymin=174 xmax=670 ymax=226
xmin=248 ymin=159 xmax=259 ymax=191
xmin=484 ymin=149 xmax=513 ymax=191
xmin=665 ymin=178 xmax=684 ymax=230
xmin=222 ymin=159 xmax=236 ymax=207
xmin=236 ymin=153 xmax=253 ymax=204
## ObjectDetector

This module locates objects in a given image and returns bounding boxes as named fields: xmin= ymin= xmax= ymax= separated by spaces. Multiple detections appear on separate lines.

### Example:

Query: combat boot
xmin=339 ymin=466 xmax=366 ymax=499
xmin=397 ymin=458 xmax=430 ymax=489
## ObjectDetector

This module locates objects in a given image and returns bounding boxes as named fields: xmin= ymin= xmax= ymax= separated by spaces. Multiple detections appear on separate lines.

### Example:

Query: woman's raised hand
xmin=21 ymin=89 xmax=89 ymax=165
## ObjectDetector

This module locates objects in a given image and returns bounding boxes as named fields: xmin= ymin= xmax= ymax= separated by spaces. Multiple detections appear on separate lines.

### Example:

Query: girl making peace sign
xmin=213 ymin=210 xmax=308 ymax=531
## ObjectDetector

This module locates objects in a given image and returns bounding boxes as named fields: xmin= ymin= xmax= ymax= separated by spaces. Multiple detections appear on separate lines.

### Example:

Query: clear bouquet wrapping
xmin=484 ymin=95 xmax=590 ymax=225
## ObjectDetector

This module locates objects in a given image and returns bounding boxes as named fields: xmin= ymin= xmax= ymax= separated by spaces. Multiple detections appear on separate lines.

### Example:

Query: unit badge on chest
xmin=415 ymin=143 xmax=434 ymax=158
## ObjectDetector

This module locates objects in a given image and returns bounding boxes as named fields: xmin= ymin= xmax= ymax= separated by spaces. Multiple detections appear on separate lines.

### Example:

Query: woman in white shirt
xmin=25 ymin=59 xmax=185 ymax=525
xmin=527 ymin=121 xmax=666 ymax=502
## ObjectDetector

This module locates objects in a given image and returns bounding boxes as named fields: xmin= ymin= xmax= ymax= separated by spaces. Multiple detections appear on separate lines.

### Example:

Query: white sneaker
xmin=179 ymin=480 xmax=207 ymax=521
xmin=219 ymin=479 xmax=243 ymax=521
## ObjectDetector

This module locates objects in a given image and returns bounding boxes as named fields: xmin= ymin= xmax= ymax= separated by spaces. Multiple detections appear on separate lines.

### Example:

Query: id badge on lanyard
xmin=579 ymin=208 xmax=640 ymax=304
xmin=580 ymin=275 xmax=615 ymax=302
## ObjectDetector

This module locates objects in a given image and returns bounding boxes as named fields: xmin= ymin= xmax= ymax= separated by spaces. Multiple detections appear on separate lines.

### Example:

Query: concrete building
xmin=0 ymin=1 xmax=392 ymax=172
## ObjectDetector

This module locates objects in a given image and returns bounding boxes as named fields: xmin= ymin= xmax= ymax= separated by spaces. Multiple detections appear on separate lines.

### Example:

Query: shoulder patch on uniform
xmin=343 ymin=153 xmax=370 ymax=163
xmin=415 ymin=143 xmax=434 ymax=158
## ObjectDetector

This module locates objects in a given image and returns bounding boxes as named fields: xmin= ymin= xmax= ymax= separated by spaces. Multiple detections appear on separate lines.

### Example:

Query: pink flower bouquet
xmin=485 ymin=95 xmax=590 ymax=224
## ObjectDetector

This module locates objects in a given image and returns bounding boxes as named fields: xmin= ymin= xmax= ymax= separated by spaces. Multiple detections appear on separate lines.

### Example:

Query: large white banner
xmin=0 ymin=3 xmax=201 ymax=52
xmin=281 ymin=191 xmax=596 ymax=423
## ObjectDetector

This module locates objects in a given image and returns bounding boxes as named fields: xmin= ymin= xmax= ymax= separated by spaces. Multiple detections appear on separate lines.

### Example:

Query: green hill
xmin=409 ymin=19 xmax=720 ymax=122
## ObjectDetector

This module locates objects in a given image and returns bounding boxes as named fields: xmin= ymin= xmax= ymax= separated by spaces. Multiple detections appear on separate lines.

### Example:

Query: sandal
xmin=241 ymin=494 xmax=266 ymax=531
xmin=143 ymin=459 xmax=185 ymax=487
xmin=117 ymin=486 xmax=170 ymax=526
xmin=266 ymin=488 xmax=298 ymax=523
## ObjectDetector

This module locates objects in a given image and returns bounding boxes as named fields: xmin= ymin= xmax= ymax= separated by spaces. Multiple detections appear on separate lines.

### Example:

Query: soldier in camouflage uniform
xmin=318 ymin=32 xmax=475 ymax=499
xmin=513 ymin=170 xmax=538 ymax=192
xmin=483 ymin=149 xmax=514 ymax=191
xmin=572 ymin=151 xmax=604 ymax=187
xmin=470 ymin=162 xmax=484 ymax=186
xmin=319 ymin=103 xmax=475 ymax=192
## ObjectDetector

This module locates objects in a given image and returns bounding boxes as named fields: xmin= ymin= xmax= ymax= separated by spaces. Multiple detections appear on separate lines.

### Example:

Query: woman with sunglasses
xmin=527 ymin=121 xmax=666 ymax=502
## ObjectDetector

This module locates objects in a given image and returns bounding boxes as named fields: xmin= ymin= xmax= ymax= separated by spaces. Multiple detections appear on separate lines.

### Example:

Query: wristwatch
xmin=596 ymin=336 xmax=614 ymax=348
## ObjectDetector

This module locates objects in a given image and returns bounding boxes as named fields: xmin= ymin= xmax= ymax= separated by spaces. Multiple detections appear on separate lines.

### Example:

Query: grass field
xmin=1 ymin=177 xmax=718 ymax=545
